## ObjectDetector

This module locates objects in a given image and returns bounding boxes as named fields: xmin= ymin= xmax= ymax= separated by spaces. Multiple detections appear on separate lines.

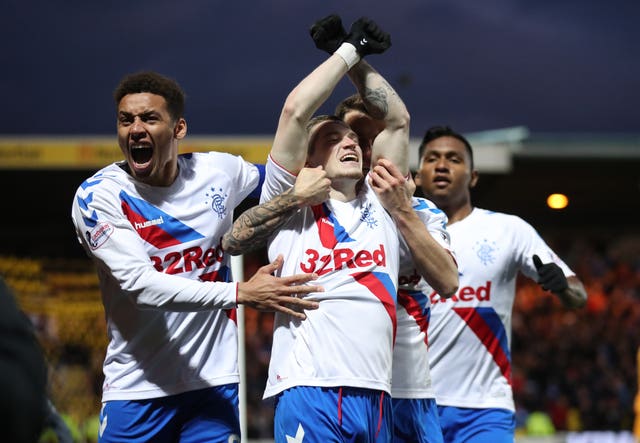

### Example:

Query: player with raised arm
xmin=310 ymin=15 xmax=459 ymax=442
xmin=258 ymin=15 xmax=406 ymax=442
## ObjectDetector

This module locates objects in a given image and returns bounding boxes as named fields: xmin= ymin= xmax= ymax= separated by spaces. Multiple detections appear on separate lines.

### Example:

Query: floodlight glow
xmin=547 ymin=193 xmax=568 ymax=209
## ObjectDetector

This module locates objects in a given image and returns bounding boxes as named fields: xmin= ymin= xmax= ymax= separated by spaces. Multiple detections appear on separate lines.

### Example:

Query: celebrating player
xmin=332 ymin=63 xmax=459 ymax=443
xmin=70 ymin=71 xmax=322 ymax=442
xmin=322 ymin=14 xmax=461 ymax=440
xmin=417 ymin=125 xmax=587 ymax=443
xmin=260 ymin=15 xmax=406 ymax=442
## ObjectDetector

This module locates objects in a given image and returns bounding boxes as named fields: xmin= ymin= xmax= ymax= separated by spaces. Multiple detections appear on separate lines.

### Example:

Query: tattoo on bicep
xmin=363 ymin=86 xmax=389 ymax=119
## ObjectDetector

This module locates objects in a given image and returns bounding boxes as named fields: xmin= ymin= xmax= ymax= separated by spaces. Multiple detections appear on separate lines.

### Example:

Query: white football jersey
xmin=71 ymin=152 xmax=259 ymax=401
xmin=428 ymin=208 xmax=575 ymax=411
xmin=261 ymin=156 xmax=400 ymax=398
xmin=392 ymin=197 xmax=452 ymax=399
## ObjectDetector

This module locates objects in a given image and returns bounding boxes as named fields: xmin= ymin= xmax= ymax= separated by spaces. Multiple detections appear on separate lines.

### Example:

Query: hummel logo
xmin=99 ymin=414 xmax=107 ymax=437
xmin=134 ymin=216 xmax=164 ymax=230
xmin=286 ymin=424 xmax=305 ymax=443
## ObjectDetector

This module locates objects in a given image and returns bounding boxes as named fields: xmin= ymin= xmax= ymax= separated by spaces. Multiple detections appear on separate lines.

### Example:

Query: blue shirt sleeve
xmin=248 ymin=163 xmax=265 ymax=200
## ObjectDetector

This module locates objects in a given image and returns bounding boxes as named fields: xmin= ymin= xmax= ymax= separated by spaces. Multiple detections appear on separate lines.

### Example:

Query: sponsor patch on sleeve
xmin=86 ymin=222 xmax=114 ymax=250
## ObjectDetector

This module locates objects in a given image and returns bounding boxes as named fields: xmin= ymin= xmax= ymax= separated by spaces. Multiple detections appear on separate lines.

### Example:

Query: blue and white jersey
xmin=261 ymin=155 xmax=400 ymax=398
xmin=392 ymin=197 xmax=451 ymax=399
xmin=71 ymin=152 xmax=259 ymax=401
xmin=428 ymin=208 xmax=575 ymax=411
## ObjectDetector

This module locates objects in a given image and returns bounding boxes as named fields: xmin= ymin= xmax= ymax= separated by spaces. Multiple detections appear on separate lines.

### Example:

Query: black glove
xmin=533 ymin=254 xmax=568 ymax=293
xmin=344 ymin=17 xmax=391 ymax=57
xmin=309 ymin=14 xmax=347 ymax=54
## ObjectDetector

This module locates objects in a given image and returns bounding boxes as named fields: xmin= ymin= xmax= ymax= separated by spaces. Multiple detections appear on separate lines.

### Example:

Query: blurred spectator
xmin=0 ymin=277 xmax=47 ymax=442
xmin=634 ymin=347 xmax=640 ymax=443
xmin=526 ymin=411 xmax=556 ymax=436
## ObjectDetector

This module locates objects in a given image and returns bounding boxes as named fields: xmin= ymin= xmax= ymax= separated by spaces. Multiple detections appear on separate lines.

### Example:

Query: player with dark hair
xmin=416 ymin=125 xmax=587 ymax=443
xmin=71 ymin=70 xmax=325 ymax=442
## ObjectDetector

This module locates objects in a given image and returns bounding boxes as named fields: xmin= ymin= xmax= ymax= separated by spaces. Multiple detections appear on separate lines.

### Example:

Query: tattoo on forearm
xmin=223 ymin=190 xmax=300 ymax=254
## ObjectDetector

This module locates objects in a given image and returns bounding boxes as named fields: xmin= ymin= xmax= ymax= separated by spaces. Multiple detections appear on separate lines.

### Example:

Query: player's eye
xmin=118 ymin=115 xmax=133 ymax=126
xmin=142 ymin=114 xmax=160 ymax=123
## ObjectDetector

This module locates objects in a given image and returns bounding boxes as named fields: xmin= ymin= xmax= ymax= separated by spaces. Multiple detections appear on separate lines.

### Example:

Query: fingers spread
xmin=281 ymin=272 xmax=320 ymax=285
xmin=256 ymin=255 xmax=284 ymax=276
xmin=275 ymin=304 xmax=307 ymax=320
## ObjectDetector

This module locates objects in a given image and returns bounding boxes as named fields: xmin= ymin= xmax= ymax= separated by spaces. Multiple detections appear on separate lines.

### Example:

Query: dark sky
xmin=2 ymin=0 xmax=639 ymax=136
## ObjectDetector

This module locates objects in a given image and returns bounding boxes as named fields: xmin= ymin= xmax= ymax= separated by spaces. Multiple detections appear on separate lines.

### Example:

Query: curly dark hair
xmin=113 ymin=71 xmax=185 ymax=122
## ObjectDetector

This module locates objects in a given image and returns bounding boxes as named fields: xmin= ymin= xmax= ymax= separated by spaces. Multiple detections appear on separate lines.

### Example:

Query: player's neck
xmin=444 ymin=203 xmax=474 ymax=225
xmin=329 ymin=187 xmax=357 ymax=202
xmin=330 ymin=178 xmax=358 ymax=202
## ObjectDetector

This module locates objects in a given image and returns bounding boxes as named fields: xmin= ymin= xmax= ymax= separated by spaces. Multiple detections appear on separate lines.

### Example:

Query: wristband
xmin=335 ymin=42 xmax=361 ymax=69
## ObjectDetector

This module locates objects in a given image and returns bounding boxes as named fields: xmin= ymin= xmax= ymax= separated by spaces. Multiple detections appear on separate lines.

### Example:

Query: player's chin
xmin=343 ymin=166 xmax=364 ymax=179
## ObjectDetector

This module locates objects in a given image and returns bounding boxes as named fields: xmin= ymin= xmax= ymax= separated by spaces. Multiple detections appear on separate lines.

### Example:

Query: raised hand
xmin=345 ymin=17 xmax=392 ymax=57
xmin=309 ymin=14 xmax=347 ymax=54
xmin=237 ymin=255 xmax=322 ymax=319
xmin=533 ymin=254 xmax=568 ymax=293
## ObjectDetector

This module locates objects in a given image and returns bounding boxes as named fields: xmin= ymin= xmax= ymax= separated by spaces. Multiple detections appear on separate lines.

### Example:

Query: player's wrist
xmin=284 ymin=187 xmax=305 ymax=209
xmin=335 ymin=42 xmax=361 ymax=69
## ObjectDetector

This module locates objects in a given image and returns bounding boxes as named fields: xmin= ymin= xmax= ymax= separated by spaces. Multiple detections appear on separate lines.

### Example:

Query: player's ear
xmin=469 ymin=169 xmax=479 ymax=189
xmin=174 ymin=118 xmax=187 ymax=140
xmin=414 ymin=171 xmax=422 ymax=187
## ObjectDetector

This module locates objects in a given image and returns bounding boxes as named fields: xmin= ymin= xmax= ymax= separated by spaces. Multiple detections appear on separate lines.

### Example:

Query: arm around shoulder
xmin=223 ymin=166 xmax=331 ymax=255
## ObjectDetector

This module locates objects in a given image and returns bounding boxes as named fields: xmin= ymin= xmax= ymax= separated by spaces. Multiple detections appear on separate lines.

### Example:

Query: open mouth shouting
xmin=130 ymin=144 xmax=154 ymax=176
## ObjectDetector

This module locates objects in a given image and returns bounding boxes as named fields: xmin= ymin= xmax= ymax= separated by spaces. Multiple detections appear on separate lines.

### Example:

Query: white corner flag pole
xmin=231 ymin=254 xmax=247 ymax=439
